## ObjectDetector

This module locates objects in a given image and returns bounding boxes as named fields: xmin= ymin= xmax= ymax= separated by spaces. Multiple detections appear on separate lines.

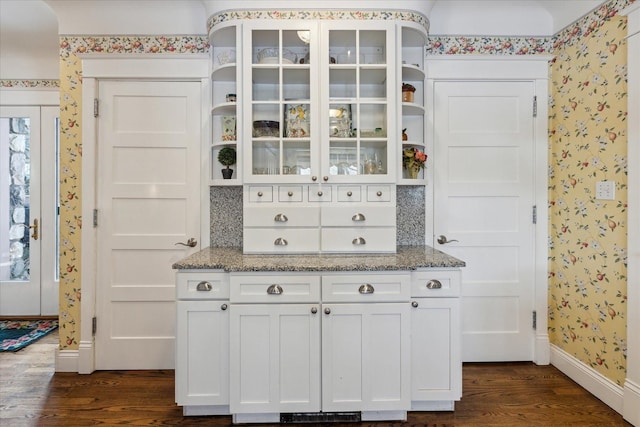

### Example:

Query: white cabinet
xmin=175 ymin=272 xmax=230 ymax=415
xmin=410 ymin=269 xmax=462 ymax=410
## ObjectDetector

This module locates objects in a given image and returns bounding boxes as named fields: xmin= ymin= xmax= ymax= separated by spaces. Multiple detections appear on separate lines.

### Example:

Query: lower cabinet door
xmin=230 ymin=304 xmax=321 ymax=414
xmin=176 ymin=300 xmax=229 ymax=406
xmin=321 ymin=303 xmax=411 ymax=412
xmin=410 ymin=297 xmax=461 ymax=402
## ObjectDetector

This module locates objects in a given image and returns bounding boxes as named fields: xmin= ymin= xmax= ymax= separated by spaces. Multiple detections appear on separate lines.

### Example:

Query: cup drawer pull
xmin=426 ymin=279 xmax=443 ymax=289
xmin=196 ymin=281 xmax=212 ymax=292
xmin=359 ymin=284 xmax=375 ymax=294
xmin=267 ymin=284 xmax=283 ymax=295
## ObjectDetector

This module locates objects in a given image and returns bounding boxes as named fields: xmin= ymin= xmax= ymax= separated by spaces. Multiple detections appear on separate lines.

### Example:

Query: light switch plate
xmin=595 ymin=180 xmax=616 ymax=200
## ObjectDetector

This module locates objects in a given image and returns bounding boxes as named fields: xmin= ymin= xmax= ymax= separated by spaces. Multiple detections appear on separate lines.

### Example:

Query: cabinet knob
xmin=311 ymin=307 xmax=318 ymax=314
xmin=323 ymin=176 xmax=329 ymax=182
xmin=347 ymin=191 xmax=353 ymax=197
xmin=352 ymin=237 xmax=366 ymax=245
xmin=324 ymin=307 xmax=331 ymax=315
xmin=257 ymin=191 xmax=263 ymax=197
xmin=426 ymin=279 xmax=443 ymax=289
xmin=317 ymin=191 xmax=323 ymax=197
xmin=376 ymin=191 xmax=383 ymax=197
xmin=312 ymin=176 xmax=318 ymax=182
xmin=274 ymin=213 xmax=288 ymax=222
xmin=411 ymin=301 xmax=418 ymax=308
xmin=196 ymin=281 xmax=212 ymax=291
xmin=358 ymin=284 xmax=375 ymax=294
xmin=274 ymin=237 xmax=288 ymax=246
xmin=352 ymin=213 xmax=366 ymax=222
xmin=221 ymin=303 xmax=228 ymax=310
xmin=288 ymin=191 xmax=294 ymax=197
xmin=267 ymin=284 xmax=284 ymax=295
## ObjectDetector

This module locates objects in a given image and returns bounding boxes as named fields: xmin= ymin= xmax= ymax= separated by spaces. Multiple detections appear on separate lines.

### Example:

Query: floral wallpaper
xmin=0 ymin=79 xmax=59 ymax=88
xmin=548 ymin=1 xmax=630 ymax=387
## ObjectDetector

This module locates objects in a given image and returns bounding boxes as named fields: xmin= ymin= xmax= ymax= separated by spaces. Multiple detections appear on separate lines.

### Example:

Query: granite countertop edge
xmin=172 ymin=245 xmax=465 ymax=272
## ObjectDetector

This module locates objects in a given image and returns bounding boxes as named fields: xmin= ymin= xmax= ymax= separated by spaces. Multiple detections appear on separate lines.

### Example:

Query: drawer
xmin=247 ymin=186 xmax=273 ymax=203
xmin=230 ymin=273 xmax=321 ymax=303
xmin=321 ymin=206 xmax=396 ymax=227
xmin=411 ymin=269 xmax=461 ymax=298
xmin=367 ymin=185 xmax=393 ymax=202
xmin=336 ymin=185 xmax=362 ymax=202
xmin=320 ymin=227 xmax=396 ymax=253
xmin=308 ymin=186 xmax=332 ymax=202
xmin=176 ymin=272 xmax=229 ymax=300
xmin=243 ymin=228 xmax=320 ymax=253
xmin=244 ymin=206 xmax=320 ymax=227
xmin=278 ymin=185 xmax=304 ymax=202
xmin=322 ymin=273 xmax=410 ymax=302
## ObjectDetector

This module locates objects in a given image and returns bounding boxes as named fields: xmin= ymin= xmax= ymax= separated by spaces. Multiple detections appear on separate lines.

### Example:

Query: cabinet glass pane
xmin=359 ymin=30 xmax=386 ymax=64
xmin=329 ymin=69 xmax=356 ymax=99
xmin=283 ymin=30 xmax=311 ymax=65
xmin=283 ymin=140 xmax=311 ymax=175
xmin=329 ymin=30 xmax=357 ymax=64
xmin=283 ymin=69 xmax=310 ymax=101
xmin=360 ymin=140 xmax=387 ymax=175
xmin=329 ymin=103 xmax=353 ymax=138
xmin=252 ymin=140 xmax=280 ymax=175
xmin=356 ymin=104 xmax=387 ymax=137
xmin=359 ymin=68 xmax=387 ymax=99
xmin=252 ymin=68 xmax=279 ymax=101
xmin=252 ymin=30 xmax=279 ymax=64
xmin=329 ymin=141 xmax=359 ymax=176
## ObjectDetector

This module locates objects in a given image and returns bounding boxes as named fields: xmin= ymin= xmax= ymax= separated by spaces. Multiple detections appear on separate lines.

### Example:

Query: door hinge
xmin=533 ymin=96 xmax=537 ymax=118
xmin=93 ymin=209 xmax=98 ymax=227
xmin=532 ymin=205 xmax=537 ymax=224
xmin=532 ymin=310 xmax=537 ymax=330
xmin=94 ymin=98 xmax=99 ymax=117
xmin=92 ymin=316 xmax=97 ymax=336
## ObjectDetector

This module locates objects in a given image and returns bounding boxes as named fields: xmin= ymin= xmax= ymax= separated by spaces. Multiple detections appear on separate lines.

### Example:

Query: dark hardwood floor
xmin=0 ymin=330 xmax=630 ymax=426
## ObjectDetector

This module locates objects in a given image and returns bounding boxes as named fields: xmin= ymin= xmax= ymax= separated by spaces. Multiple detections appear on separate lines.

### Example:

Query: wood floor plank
xmin=0 ymin=331 xmax=630 ymax=426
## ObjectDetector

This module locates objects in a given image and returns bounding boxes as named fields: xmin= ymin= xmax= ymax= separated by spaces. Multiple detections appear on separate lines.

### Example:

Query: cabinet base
xmin=183 ymin=405 xmax=230 ymax=416
xmin=411 ymin=400 xmax=456 ymax=411
xmin=231 ymin=410 xmax=407 ymax=424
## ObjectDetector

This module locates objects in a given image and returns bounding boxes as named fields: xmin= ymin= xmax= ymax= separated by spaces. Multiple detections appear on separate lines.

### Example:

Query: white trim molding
xmin=55 ymin=349 xmax=79 ymax=372
xmin=550 ymin=345 xmax=624 ymax=414
xmin=75 ymin=54 xmax=209 ymax=373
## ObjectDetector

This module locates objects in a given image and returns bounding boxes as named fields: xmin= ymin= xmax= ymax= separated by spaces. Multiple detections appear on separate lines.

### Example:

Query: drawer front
xmin=308 ymin=185 xmax=332 ymax=202
xmin=320 ymin=227 xmax=396 ymax=253
xmin=243 ymin=228 xmax=320 ymax=253
xmin=336 ymin=185 xmax=362 ymax=202
xmin=278 ymin=185 xmax=304 ymax=202
xmin=247 ymin=186 xmax=273 ymax=203
xmin=366 ymin=185 xmax=392 ymax=202
xmin=244 ymin=206 xmax=320 ymax=227
xmin=322 ymin=273 xmax=410 ymax=302
xmin=411 ymin=269 xmax=461 ymax=298
xmin=176 ymin=272 xmax=229 ymax=300
xmin=230 ymin=273 xmax=321 ymax=303
xmin=321 ymin=206 xmax=396 ymax=227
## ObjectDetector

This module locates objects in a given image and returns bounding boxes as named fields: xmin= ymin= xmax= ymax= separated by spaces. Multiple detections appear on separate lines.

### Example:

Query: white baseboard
xmin=624 ymin=379 xmax=640 ymax=426
xmin=550 ymin=344 xmax=623 ymax=414
xmin=534 ymin=332 xmax=550 ymax=365
xmin=55 ymin=349 xmax=79 ymax=372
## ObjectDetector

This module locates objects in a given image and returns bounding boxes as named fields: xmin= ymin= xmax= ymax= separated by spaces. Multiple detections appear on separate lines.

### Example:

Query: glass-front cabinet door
xmin=242 ymin=22 xmax=319 ymax=184
xmin=321 ymin=21 xmax=396 ymax=183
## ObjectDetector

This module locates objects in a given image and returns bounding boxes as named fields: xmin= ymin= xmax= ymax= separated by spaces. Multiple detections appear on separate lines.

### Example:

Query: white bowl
xmin=257 ymin=48 xmax=297 ymax=64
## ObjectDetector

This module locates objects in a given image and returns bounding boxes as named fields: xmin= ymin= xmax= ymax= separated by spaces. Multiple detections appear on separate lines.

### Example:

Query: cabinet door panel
xmin=322 ymin=303 xmax=410 ymax=412
xmin=410 ymin=298 xmax=461 ymax=402
xmin=176 ymin=300 xmax=229 ymax=407
xmin=230 ymin=304 xmax=321 ymax=413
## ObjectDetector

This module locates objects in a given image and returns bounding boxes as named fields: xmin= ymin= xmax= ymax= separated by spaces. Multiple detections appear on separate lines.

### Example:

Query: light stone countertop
xmin=172 ymin=246 xmax=465 ymax=272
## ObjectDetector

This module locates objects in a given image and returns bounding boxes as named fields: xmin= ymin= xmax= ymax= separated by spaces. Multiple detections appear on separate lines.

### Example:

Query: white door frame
xmin=60 ymin=55 xmax=210 ymax=374
xmin=0 ymin=88 xmax=59 ymax=315
xmin=425 ymin=56 xmax=552 ymax=365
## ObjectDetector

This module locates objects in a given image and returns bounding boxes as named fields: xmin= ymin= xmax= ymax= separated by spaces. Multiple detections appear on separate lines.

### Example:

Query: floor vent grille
xmin=280 ymin=412 xmax=361 ymax=423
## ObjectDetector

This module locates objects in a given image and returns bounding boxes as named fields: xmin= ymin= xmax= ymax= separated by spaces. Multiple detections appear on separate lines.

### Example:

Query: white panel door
xmin=433 ymin=81 xmax=535 ymax=361
xmin=96 ymin=81 xmax=201 ymax=369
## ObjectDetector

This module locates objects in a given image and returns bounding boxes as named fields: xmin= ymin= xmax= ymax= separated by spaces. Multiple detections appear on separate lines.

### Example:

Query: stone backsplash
xmin=210 ymin=185 xmax=426 ymax=248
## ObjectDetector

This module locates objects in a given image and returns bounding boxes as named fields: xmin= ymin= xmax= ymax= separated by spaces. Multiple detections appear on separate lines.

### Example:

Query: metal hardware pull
xmin=274 ymin=237 xmax=288 ymax=246
xmin=317 ymin=191 xmax=323 ymax=196
xmin=288 ymin=191 xmax=294 ymax=197
xmin=175 ymin=238 xmax=197 ymax=247
xmin=437 ymin=235 xmax=459 ymax=244
xmin=311 ymin=307 xmax=318 ymax=314
xmin=17 ymin=219 xmax=39 ymax=240
xmin=347 ymin=191 xmax=353 ymax=197
xmin=311 ymin=176 xmax=317 ymax=182
xmin=376 ymin=191 xmax=382 ymax=197
xmin=352 ymin=213 xmax=366 ymax=222
xmin=411 ymin=301 xmax=419 ymax=308
xmin=359 ymin=284 xmax=375 ymax=294
xmin=426 ymin=279 xmax=443 ymax=289
xmin=257 ymin=191 xmax=263 ymax=197
xmin=324 ymin=307 xmax=331 ymax=315
xmin=196 ymin=281 xmax=212 ymax=291
xmin=274 ymin=213 xmax=288 ymax=222
xmin=323 ymin=176 xmax=329 ymax=182
xmin=221 ymin=304 xmax=228 ymax=311
xmin=352 ymin=237 xmax=366 ymax=245
xmin=267 ymin=284 xmax=283 ymax=295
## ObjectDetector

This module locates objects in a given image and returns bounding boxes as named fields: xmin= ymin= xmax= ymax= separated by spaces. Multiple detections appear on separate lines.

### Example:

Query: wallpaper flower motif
xmin=548 ymin=13 xmax=628 ymax=386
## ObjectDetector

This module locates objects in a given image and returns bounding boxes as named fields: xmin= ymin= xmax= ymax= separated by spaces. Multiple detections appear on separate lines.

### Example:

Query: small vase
xmin=221 ymin=168 xmax=234 ymax=179
xmin=408 ymin=167 xmax=420 ymax=179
